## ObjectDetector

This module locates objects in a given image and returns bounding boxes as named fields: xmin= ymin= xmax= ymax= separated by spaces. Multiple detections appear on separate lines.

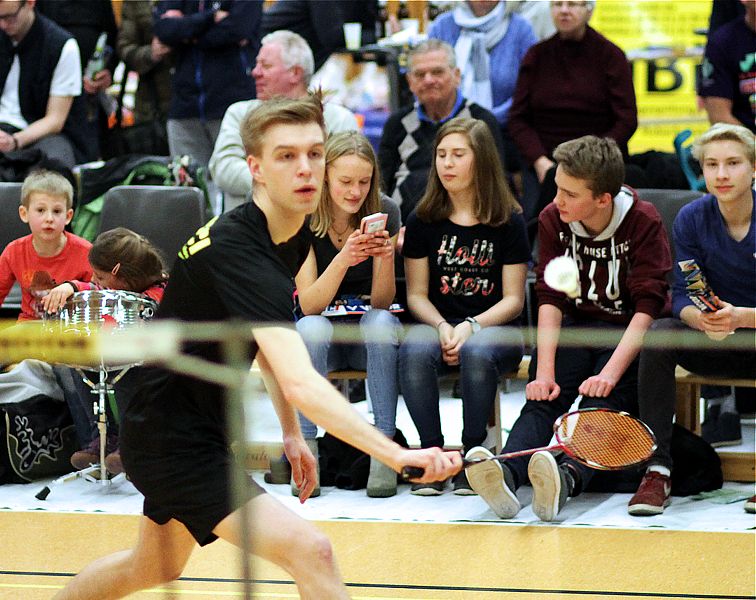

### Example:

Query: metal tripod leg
xmin=35 ymin=366 xmax=130 ymax=500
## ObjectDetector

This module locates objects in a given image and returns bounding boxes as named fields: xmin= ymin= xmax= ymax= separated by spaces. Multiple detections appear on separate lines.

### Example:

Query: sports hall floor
xmin=1 ymin=381 xmax=754 ymax=599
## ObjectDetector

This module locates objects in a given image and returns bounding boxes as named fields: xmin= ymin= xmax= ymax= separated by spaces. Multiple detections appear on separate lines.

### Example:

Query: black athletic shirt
xmin=401 ymin=210 xmax=530 ymax=324
xmin=121 ymin=201 xmax=312 ymax=452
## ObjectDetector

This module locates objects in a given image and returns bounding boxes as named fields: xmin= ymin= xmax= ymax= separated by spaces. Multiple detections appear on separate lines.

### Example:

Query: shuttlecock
xmin=544 ymin=255 xmax=580 ymax=298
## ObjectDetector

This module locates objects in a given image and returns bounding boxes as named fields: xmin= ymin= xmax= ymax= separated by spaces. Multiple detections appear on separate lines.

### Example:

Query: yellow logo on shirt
xmin=178 ymin=217 xmax=218 ymax=259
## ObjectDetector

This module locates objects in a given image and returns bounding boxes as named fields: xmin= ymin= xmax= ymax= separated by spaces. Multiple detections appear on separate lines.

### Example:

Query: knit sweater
xmin=508 ymin=26 xmax=637 ymax=165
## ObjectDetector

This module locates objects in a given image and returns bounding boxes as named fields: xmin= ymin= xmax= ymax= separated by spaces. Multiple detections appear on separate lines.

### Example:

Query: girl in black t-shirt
xmin=294 ymin=131 xmax=403 ymax=498
xmin=400 ymin=117 xmax=530 ymax=495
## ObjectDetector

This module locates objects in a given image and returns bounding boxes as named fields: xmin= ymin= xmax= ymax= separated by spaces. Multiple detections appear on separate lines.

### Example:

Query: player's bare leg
xmin=53 ymin=516 xmax=196 ymax=600
xmin=214 ymin=493 xmax=349 ymax=599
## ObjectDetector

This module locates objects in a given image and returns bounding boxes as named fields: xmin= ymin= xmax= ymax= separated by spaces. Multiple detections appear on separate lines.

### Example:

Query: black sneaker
xmin=452 ymin=469 xmax=476 ymax=496
xmin=702 ymin=412 xmax=742 ymax=447
xmin=410 ymin=480 xmax=446 ymax=496
xmin=528 ymin=451 xmax=571 ymax=522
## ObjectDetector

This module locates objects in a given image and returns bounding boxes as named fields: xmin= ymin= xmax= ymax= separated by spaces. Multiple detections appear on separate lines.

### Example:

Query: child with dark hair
xmin=42 ymin=227 xmax=168 ymax=474
xmin=467 ymin=135 xmax=671 ymax=521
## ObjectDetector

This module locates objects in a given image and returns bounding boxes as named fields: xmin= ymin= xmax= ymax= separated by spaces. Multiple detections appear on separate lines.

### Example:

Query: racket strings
xmin=557 ymin=410 xmax=655 ymax=469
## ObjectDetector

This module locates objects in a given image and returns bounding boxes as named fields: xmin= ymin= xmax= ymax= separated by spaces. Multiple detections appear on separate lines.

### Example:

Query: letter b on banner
xmin=646 ymin=59 xmax=684 ymax=92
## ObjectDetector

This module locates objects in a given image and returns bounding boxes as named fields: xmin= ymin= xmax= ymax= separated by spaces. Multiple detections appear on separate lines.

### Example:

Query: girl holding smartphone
xmin=400 ymin=117 xmax=530 ymax=495
xmin=294 ymin=131 xmax=402 ymax=498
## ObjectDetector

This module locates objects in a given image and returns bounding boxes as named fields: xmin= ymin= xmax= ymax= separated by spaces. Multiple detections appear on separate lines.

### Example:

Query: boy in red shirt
xmin=0 ymin=169 xmax=92 ymax=321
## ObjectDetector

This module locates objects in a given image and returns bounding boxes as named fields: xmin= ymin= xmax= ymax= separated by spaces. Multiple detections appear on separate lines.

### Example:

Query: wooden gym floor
xmin=1 ymin=511 xmax=754 ymax=599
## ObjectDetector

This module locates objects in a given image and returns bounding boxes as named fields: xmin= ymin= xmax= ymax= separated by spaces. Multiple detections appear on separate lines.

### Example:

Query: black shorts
xmin=121 ymin=443 xmax=265 ymax=546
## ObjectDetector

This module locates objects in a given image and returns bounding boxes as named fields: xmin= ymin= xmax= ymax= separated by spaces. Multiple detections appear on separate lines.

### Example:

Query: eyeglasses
xmin=0 ymin=1 xmax=26 ymax=24
xmin=551 ymin=1 xmax=588 ymax=9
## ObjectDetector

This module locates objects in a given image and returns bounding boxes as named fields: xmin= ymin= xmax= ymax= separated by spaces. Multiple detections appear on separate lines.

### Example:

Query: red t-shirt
xmin=0 ymin=233 xmax=93 ymax=321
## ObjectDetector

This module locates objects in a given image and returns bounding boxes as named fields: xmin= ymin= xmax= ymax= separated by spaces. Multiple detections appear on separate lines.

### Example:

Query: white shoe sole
xmin=410 ymin=486 xmax=444 ymax=496
xmin=465 ymin=447 xmax=520 ymax=519
xmin=628 ymin=501 xmax=668 ymax=516
xmin=528 ymin=451 xmax=561 ymax=522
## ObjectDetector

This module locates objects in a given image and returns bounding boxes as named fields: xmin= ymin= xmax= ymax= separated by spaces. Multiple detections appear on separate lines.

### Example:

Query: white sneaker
xmin=465 ymin=446 xmax=520 ymax=519
xmin=528 ymin=450 xmax=568 ymax=522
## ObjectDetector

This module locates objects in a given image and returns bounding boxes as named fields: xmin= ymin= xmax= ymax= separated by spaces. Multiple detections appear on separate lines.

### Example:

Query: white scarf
xmin=452 ymin=1 xmax=510 ymax=110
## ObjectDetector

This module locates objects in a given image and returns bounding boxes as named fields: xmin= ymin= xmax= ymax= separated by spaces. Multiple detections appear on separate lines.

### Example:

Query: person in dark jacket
xmin=154 ymin=0 xmax=261 ymax=171
xmin=261 ymin=0 xmax=378 ymax=72
xmin=36 ymin=0 xmax=118 ymax=159
xmin=466 ymin=135 xmax=671 ymax=523
xmin=0 ymin=0 xmax=91 ymax=167
xmin=116 ymin=0 xmax=173 ymax=155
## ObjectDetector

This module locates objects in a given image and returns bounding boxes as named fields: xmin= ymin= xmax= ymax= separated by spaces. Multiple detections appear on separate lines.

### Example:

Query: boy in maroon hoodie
xmin=466 ymin=135 xmax=671 ymax=522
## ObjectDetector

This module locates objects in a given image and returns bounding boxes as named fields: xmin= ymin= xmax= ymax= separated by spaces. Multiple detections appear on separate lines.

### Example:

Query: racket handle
xmin=400 ymin=466 xmax=425 ymax=481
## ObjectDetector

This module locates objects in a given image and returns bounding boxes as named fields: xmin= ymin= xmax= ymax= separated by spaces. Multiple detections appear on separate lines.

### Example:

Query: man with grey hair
xmin=210 ymin=30 xmax=358 ymax=211
xmin=378 ymin=39 xmax=506 ymax=222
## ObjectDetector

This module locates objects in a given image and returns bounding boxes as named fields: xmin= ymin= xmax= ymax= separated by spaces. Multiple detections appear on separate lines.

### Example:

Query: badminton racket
xmin=401 ymin=408 xmax=656 ymax=481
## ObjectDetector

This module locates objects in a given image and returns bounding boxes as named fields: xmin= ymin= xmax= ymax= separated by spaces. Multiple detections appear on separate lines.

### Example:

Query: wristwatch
xmin=465 ymin=316 xmax=481 ymax=333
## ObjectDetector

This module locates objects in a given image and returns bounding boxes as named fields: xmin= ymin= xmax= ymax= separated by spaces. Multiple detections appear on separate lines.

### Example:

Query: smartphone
xmin=360 ymin=212 xmax=388 ymax=234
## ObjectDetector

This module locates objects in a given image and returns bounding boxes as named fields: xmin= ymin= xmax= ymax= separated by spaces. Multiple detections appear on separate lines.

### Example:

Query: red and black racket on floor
xmin=401 ymin=408 xmax=657 ymax=481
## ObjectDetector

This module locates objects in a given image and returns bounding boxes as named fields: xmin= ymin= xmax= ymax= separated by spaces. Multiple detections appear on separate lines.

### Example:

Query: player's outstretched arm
xmin=256 ymin=352 xmax=318 ymax=501
xmin=254 ymin=326 xmax=462 ymax=482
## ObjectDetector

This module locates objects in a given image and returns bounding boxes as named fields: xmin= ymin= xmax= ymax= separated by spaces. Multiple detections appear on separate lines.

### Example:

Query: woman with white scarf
xmin=429 ymin=1 xmax=537 ymax=130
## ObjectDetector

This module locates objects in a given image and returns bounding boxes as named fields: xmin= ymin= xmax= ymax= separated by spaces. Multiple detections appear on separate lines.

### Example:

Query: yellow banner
xmin=592 ymin=1 xmax=712 ymax=153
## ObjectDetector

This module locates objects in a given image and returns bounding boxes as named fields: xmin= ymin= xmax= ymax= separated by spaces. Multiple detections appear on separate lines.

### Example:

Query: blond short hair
xmin=240 ymin=93 xmax=326 ymax=158
xmin=692 ymin=123 xmax=755 ymax=165
xmin=21 ymin=169 xmax=74 ymax=209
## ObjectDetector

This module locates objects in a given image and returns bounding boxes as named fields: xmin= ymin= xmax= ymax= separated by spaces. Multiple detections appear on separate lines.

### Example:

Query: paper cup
xmin=343 ymin=22 xmax=362 ymax=50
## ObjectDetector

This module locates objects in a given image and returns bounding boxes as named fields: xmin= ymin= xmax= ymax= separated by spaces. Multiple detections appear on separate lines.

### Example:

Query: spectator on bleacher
xmin=293 ymin=131 xmax=402 ymax=498
xmin=399 ymin=117 xmax=528 ymax=496
xmin=508 ymin=0 xmax=637 ymax=226
xmin=378 ymin=39 xmax=507 ymax=224
xmin=36 ymin=0 xmax=119 ymax=160
xmin=116 ymin=0 xmax=173 ymax=152
xmin=466 ymin=136 xmax=670 ymax=521
xmin=42 ymin=227 xmax=168 ymax=476
xmin=210 ymin=30 xmax=357 ymax=212
xmin=629 ymin=123 xmax=755 ymax=517
xmin=699 ymin=0 xmax=755 ymax=133
xmin=260 ymin=0 xmax=379 ymax=72
xmin=428 ymin=0 xmax=537 ymax=179
xmin=0 ymin=0 xmax=92 ymax=168
xmin=0 ymin=169 xmax=91 ymax=322
xmin=153 ymin=0 xmax=262 ymax=173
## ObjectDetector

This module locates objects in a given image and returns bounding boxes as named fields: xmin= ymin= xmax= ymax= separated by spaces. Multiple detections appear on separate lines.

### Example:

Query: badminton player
xmin=54 ymin=95 xmax=462 ymax=600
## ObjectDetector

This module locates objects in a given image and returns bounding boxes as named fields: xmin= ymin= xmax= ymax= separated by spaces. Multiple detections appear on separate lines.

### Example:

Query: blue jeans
xmin=399 ymin=325 xmax=523 ymax=451
xmin=296 ymin=309 xmax=401 ymax=438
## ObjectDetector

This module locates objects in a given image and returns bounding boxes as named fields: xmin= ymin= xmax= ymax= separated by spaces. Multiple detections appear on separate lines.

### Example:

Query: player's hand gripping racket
xmin=401 ymin=408 xmax=656 ymax=481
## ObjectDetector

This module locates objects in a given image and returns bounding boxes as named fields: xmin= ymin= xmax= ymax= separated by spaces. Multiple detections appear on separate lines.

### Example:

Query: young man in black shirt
xmin=55 ymin=96 xmax=462 ymax=600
